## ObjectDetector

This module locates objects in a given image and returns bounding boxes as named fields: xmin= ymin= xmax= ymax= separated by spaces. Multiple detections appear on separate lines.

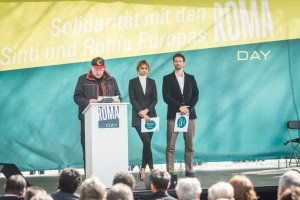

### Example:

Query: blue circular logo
xmin=145 ymin=120 xmax=156 ymax=130
xmin=177 ymin=116 xmax=186 ymax=128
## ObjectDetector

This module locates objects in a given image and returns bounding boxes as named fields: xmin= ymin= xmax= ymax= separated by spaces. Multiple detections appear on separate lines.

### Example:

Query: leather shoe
xmin=185 ymin=171 xmax=195 ymax=177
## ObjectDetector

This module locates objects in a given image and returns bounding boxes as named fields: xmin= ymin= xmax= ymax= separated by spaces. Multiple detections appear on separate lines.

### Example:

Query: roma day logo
xmin=97 ymin=106 xmax=120 ymax=128
xmin=145 ymin=120 xmax=156 ymax=130
xmin=177 ymin=116 xmax=187 ymax=128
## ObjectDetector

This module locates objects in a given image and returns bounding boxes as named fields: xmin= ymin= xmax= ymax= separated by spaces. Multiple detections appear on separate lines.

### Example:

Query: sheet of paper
xmin=97 ymin=95 xmax=119 ymax=102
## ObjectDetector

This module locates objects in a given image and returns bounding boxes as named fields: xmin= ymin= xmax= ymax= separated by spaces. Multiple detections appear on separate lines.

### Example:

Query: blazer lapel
xmin=144 ymin=78 xmax=150 ymax=96
xmin=183 ymin=72 xmax=189 ymax=95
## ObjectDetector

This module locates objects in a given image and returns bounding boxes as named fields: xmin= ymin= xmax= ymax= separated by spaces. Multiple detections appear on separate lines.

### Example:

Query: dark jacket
xmin=162 ymin=71 xmax=199 ymax=119
xmin=149 ymin=191 xmax=177 ymax=200
xmin=51 ymin=191 xmax=79 ymax=200
xmin=128 ymin=77 xmax=157 ymax=127
xmin=0 ymin=196 xmax=23 ymax=200
xmin=74 ymin=70 xmax=121 ymax=120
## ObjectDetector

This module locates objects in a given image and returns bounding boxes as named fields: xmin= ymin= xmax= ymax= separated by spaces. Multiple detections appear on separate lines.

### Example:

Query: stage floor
xmin=0 ymin=160 xmax=297 ymax=194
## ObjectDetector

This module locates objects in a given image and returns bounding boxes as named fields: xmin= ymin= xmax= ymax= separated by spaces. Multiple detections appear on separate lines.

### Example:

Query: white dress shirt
xmin=175 ymin=72 xmax=185 ymax=94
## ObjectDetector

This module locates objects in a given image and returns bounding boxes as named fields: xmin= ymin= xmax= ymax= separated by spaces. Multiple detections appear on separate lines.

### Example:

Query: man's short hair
xmin=25 ymin=186 xmax=47 ymax=200
xmin=173 ymin=53 xmax=185 ymax=62
xmin=149 ymin=169 xmax=171 ymax=191
xmin=4 ymin=174 xmax=27 ymax=197
xmin=80 ymin=177 xmax=106 ymax=200
xmin=30 ymin=193 xmax=53 ymax=200
xmin=58 ymin=168 xmax=82 ymax=193
xmin=112 ymin=171 xmax=136 ymax=190
xmin=208 ymin=181 xmax=234 ymax=200
xmin=107 ymin=183 xmax=133 ymax=200
xmin=280 ymin=186 xmax=300 ymax=200
xmin=278 ymin=169 xmax=300 ymax=198
xmin=279 ymin=170 xmax=300 ymax=191
xmin=176 ymin=177 xmax=202 ymax=200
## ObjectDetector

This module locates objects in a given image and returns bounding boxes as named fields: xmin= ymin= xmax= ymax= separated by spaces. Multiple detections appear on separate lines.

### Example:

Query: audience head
xmin=229 ymin=175 xmax=257 ymax=200
xmin=80 ymin=177 xmax=106 ymax=200
xmin=107 ymin=183 xmax=133 ymax=200
xmin=58 ymin=168 xmax=82 ymax=194
xmin=175 ymin=177 xmax=202 ymax=200
xmin=208 ymin=181 xmax=234 ymax=200
xmin=4 ymin=174 xmax=27 ymax=197
xmin=112 ymin=171 xmax=136 ymax=191
xmin=278 ymin=169 xmax=300 ymax=199
xmin=149 ymin=169 xmax=171 ymax=192
xmin=30 ymin=193 xmax=53 ymax=200
xmin=280 ymin=186 xmax=300 ymax=200
xmin=25 ymin=186 xmax=47 ymax=200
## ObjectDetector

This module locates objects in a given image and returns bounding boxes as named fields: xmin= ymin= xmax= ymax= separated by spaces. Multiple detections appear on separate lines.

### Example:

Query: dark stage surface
xmin=0 ymin=160 xmax=298 ymax=200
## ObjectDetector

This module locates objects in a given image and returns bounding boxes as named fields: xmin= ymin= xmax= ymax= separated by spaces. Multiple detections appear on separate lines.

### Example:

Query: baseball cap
xmin=91 ymin=57 xmax=106 ymax=69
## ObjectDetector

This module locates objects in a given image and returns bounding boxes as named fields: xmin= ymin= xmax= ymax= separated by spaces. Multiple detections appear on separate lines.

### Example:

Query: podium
xmin=82 ymin=103 xmax=129 ymax=187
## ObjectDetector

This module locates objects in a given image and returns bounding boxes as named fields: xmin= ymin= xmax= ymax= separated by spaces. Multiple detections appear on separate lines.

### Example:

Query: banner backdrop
xmin=0 ymin=0 xmax=299 ymax=170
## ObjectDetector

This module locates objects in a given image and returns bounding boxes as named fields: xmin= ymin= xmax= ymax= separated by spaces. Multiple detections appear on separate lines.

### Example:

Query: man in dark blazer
xmin=0 ymin=174 xmax=26 ymax=200
xmin=162 ymin=53 xmax=199 ymax=177
xmin=51 ymin=168 xmax=82 ymax=200
xmin=148 ymin=169 xmax=176 ymax=200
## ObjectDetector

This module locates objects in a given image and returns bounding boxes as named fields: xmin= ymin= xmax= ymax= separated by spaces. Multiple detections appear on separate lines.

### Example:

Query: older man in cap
xmin=74 ymin=57 xmax=121 ymax=171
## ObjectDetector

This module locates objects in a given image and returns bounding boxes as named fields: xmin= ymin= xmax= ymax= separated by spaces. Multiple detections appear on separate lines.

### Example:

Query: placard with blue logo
xmin=174 ymin=113 xmax=189 ymax=132
xmin=141 ymin=117 xmax=159 ymax=133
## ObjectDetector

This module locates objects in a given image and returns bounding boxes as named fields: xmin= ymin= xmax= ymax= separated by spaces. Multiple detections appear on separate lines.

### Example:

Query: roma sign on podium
xmin=82 ymin=103 xmax=129 ymax=187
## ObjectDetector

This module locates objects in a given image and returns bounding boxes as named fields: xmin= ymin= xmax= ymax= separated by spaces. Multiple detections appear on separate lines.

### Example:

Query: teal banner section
xmin=0 ymin=39 xmax=299 ymax=170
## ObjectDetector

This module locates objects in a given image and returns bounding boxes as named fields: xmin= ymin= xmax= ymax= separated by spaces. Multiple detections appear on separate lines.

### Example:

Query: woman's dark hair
xmin=136 ymin=60 xmax=150 ymax=72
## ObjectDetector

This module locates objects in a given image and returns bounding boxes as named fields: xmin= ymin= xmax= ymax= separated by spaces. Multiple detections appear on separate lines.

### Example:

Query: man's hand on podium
xmin=89 ymin=99 xmax=98 ymax=103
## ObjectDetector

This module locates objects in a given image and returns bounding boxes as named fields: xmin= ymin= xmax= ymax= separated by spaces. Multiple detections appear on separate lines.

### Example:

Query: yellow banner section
xmin=0 ymin=0 xmax=299 ymax=71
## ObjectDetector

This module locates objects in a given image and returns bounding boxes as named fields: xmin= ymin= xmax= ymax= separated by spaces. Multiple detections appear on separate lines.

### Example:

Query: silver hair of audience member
xmin=107 ymin=183 xmax=133 ymax=200
xmin=4 ymin=174 xmax=27 ymax=197
xmin=80 ymin=177 xmax=107 ymax=200
xmin=175 ymin=177 xmax=202 ymax=200
xmin=25 ymin=186 xmax=47 ymax=200
xmin=30 ymin=193 xmax=53 ymax=200
xmin=278 ymin=170 xmax=300 ymax=198
xmin=208 ymin=181 xmax=234 ymax=200
xmin=112 ymin=171 xmax=136 ymax=191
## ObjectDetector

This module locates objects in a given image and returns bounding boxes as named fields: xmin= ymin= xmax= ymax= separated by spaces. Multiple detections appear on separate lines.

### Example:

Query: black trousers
xmin=135 ymin=126 xmax=154 ymax=169
xmin=80 ymin=120 xmax=86 ymax=171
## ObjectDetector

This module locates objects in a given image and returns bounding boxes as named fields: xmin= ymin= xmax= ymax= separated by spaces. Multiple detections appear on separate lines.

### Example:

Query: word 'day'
xmin=97 ymin=105 xmax=120 ymax=128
